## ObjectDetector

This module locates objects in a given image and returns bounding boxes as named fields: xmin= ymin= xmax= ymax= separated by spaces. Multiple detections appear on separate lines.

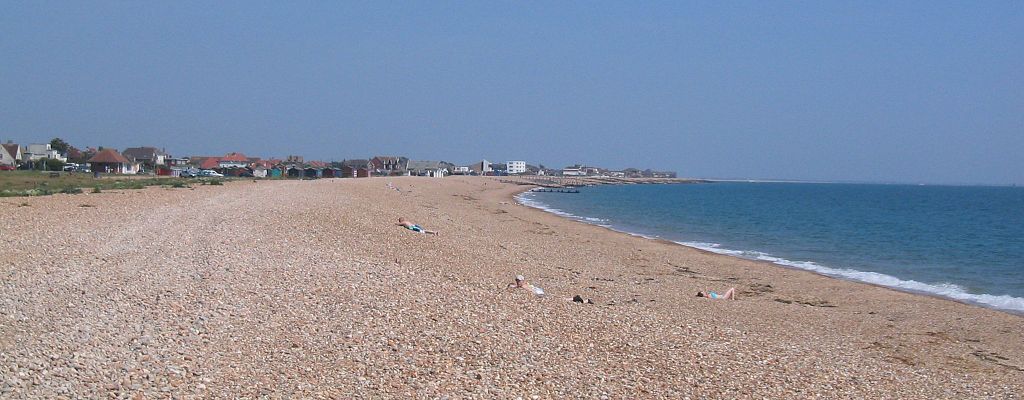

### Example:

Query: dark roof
xmin=342 ymin=159 xmax=371 ymax=168
xmin=407 ymin=160 xmax=445 ymax=171
xmin=88 ymin=149 xmax=131 ymax=164
xmin=1 ymin=144 xmax=19 ymax=158
xmin=122 ymin=147 xmax=166 ymax=161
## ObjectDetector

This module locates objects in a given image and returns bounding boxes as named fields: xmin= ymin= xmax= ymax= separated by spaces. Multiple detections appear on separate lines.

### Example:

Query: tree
xmin=67 ymin=147 xmax=86 ymax=163
xmin=45 ymin=158 xmax=65 ymax=171
xmin=49 ymin=138 xmax=71 ymax=155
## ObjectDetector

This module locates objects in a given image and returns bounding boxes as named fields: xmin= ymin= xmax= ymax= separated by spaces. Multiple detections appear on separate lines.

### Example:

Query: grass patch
xmin=0 ymin=171 xmax=204 ymax=197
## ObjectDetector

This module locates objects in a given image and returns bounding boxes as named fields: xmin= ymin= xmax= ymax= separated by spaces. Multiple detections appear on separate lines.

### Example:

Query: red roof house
xmin=200 ymin=157 xmax=221 ymax=170
xmin=218 ymin=152 xmax=249 ymax=168
xmin=88 ymin=149 xmax=137 ymax=174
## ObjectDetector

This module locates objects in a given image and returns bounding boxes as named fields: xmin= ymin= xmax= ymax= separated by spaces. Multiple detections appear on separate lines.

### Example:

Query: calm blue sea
xmin=517 ymin=182 xmax=1024 ymax=313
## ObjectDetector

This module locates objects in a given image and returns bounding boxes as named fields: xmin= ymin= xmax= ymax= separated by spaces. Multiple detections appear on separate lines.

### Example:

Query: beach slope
xmin=1 ymin=177 xmax=1021 ymax=398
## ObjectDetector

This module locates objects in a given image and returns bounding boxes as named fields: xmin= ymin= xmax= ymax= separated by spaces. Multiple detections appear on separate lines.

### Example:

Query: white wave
xmin=517 ymin=192 xmax=1024 ymax=313
xmin=516 ymin=192 xmax=606 ymax=224
xmin=679 ymin=241 xmax=1024 ymax=313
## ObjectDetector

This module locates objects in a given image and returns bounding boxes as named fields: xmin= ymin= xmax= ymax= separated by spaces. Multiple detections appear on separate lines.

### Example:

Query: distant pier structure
xmin=529 ymin=187 xmax=580 ymax=193
xmin=495 ymin=175 xmax=700 ymax=190
xmin=497 ymin=175 xmax=583 ymax=189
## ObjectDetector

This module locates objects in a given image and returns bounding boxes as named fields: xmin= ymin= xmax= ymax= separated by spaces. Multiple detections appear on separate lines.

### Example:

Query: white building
xmin=469 ymin=160 xmax=492 ymax=174
xmin=0 ymin=143 xmax=20 ymax=166
xmin=562 ymin=167 xmax=586 ymax=176
xmin=506 ymin=160 xmax=526 ymax=174
xmin=406 ymin=160 xmax=448 ymax=178
xmin=23 ymin=143 xmax=66 ymax=162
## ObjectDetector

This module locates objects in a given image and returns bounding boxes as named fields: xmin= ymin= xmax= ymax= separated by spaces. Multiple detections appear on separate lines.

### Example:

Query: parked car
xmin=199 ymin=170 xmax=224 ymax=177
xmin=0 ymin=165 xmax=15 ymax=171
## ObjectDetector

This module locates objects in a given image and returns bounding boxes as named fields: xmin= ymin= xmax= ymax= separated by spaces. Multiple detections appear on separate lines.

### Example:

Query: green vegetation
xmin=18 ymin=158 xmax=65 ymax=171
xmin=49 ymin=137 xmax=71 ymax=155
xmin=0 ymin=171 xmax=207 ymax=197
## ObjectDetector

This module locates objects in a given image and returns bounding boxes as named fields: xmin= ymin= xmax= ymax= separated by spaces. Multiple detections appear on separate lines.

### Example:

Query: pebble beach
xmin=2 ymin=177 xmax=1022 ymax=398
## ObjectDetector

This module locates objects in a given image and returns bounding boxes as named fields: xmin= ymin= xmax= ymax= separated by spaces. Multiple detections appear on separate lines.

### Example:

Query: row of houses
xmin=560 ymin=164 xmax=677 ymax=178
xmin=75 ymin=148 xmax=457 ymax=179
xmin=2 ymin=140 xmax=677 ymax=179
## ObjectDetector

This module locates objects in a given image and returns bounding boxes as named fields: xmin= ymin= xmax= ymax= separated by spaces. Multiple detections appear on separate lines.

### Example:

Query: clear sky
xmin=2 ymin=1 xmax=1021 ymax=184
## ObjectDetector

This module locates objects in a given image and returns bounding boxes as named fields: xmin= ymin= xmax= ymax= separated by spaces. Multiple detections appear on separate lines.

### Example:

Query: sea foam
xmin=679 ymin=242 xmax=1024 ymax=313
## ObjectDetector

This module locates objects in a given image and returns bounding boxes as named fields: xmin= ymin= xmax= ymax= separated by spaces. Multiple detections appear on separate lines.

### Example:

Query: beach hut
xmin=303 ymin=168 xmax=321 ymax=179
xmin=88 ymin=149 xmax=137 ymax=174
xmin=341 ymin=159 xmax=372 ymax=178
xmin=287 ymin=167 xmax=302 ymax=178
xmin=321 ymin=168 xmax=338 ymax=178
xmin=269 ymin=168 xmax=283 ymax=178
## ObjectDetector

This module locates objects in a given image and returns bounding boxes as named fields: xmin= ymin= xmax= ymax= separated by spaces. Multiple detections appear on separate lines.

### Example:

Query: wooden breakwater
xmin=496 ymin=176 xmax=707 ymax=188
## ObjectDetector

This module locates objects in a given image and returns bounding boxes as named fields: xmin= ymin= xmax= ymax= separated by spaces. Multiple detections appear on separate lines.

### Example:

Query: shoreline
xmin=512 ymin=184 xmax=1024 ymax=316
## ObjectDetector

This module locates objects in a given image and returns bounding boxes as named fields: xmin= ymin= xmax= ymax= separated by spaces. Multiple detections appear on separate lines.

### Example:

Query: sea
xmin=517 ymin=182 xmax=1024 ymax=313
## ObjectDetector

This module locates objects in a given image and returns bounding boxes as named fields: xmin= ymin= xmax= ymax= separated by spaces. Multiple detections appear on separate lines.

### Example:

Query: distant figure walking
xmin=397 ymin=217 xmax=438 ymax=235
xmin=697 ymin=287 xmax=736 ymax=300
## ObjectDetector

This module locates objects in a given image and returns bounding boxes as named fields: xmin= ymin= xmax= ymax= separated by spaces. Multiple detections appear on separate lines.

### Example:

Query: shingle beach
xmin=2 ymin=177 xmax=1022 ymax=398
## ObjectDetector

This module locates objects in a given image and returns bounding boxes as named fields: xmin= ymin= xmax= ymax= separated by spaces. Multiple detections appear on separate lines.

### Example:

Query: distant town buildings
xmin=468 ymin=160 xmax=492 ymax=175
xmin=122 ymin=147 xmax=168 ymax=168
xmin=0 ymin=142 xmax=21 ymax=166
xmin=0 ymin=137 xmax=678 ymax=179
xmin=406 ymin=160 xmax=447 ymax=178
xmin=88 ymin=148 xmax=136 ymax=174
xmin=340 ymin=159 xmax=372 ymax=178
xmin=24 ymin=143 xmax=66 ymax=162
xmin=506 ymin=160 xmax=526 ymax=174
xmin=562 ymin=166 xmax=585 ymax=176
xmin=371 ymin=156 xmax=406 ymax=174
xmin=217 ymin=152 xmax=250 ymax=169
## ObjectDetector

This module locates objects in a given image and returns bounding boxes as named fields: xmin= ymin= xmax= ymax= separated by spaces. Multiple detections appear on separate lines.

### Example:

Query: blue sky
xmin=2 ymin=1 xmax=1021 ymax=184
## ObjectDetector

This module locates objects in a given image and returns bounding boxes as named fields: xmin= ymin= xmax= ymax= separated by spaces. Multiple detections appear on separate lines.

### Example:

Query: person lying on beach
xmin=508 ymin=275 xmax=545 ymax=296
xmin=697 ymin=287 xmax=736 ymax=300
xmin=397 ymin=217 xmax=438 ymax=235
